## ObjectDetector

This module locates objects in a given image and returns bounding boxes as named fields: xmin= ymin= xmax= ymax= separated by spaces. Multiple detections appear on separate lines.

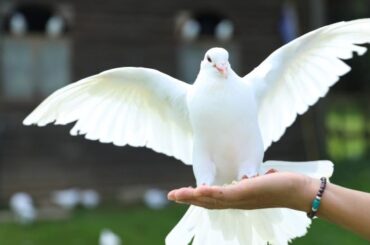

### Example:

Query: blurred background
xmin=0 ymin=0 xmax=369 ymax=244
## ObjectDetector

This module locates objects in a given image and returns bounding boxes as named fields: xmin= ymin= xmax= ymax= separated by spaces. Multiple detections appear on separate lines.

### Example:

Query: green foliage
xmin=325 ymin=101 xmax=368 ymax=161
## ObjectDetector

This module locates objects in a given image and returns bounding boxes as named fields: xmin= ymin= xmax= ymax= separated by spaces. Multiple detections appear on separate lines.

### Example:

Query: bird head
xmin=201 ymin=47 xmax=230 ymax=78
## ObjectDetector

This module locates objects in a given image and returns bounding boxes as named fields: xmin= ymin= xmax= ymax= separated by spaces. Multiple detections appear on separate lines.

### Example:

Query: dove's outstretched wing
xmin=244 ymin=19 xmax=370 ymax=151
xmin=24 ymin=67 xmax=193 ymax=165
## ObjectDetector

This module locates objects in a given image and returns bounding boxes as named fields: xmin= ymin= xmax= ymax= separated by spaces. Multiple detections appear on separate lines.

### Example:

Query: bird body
xmin=9 ymin=192 xmax=37 ymax=224
xmin=23 ymin=19 xmax=370 ymax=244
xmin=52 ymin=188 xmax=80 ymax=210
xmin=189 ymin=64 xmax=263 ymax=185
xmin=99 ymin=229 xmax=121 ymax=245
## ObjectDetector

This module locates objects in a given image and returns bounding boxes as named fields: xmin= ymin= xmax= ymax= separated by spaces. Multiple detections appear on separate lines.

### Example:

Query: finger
xmin=195 ymin=187 xmax=238 ymax=208
xmin=167 ymin=187 xmax=194 ymax=201
xmin=176 ymin=199 xmax=214 ymax=209
xmin=167 ymin=189 xmax=178 ymax=201
xmin=173 ymin=187 xmax=197 ymax=201
xmin=168 ymin=186 xmax=222 ymax=207
xmin=179 ymin=196 xmax=227 ymax=209
xmin=172 ymin=187 xmax=227 ymax=208
xmin=194 ymin=185 xmax=223 ymax=198
xmin=218 ymin=179 xmax=253 ymax=201
xmin=195 ymin=183 xmax=244 ymax=202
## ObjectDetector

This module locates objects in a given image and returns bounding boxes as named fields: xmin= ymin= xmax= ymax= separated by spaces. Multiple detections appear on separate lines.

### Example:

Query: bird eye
xmin=207 ymin=56 xmax=212 ymax=63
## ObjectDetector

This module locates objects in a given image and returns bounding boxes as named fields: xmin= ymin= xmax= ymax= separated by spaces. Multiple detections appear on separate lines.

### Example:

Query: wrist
xmin=288 ymin=174 xmax=319 ymax=212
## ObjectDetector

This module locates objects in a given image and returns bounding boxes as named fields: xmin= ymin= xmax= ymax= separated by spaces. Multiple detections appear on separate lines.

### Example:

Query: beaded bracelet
xmin=307 ymin=177 xmax=327 ymax=219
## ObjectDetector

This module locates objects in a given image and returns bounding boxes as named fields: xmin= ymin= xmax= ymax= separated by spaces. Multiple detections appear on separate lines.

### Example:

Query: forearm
xmin=294 ymin=176 xmax=370 ymax=240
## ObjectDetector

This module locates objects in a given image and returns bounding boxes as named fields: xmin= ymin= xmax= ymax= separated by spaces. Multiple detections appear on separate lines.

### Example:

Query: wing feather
xmin=24 ymin=67 xmax=193 ymax=165
xmin=245 ymin=19 xmax=370 ymax=150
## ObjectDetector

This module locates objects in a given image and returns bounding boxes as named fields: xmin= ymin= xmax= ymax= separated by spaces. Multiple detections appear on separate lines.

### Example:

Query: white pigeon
xmin=99 ymin=229 xmax=122 ymax=245
xmin=10 ymin=12 xmax=27 ymax=36
xmin=143 ymin=188 xmax=169 ymax=210
xmin=52 ymin=188 xmax=80 ymax=210
xmin=23 ymin=19 xmax=370 ymax=244
xmin=80 ymin=189 xmax=101 ymax=209
xmin=9 ymin=192 xmax=37 ymax=224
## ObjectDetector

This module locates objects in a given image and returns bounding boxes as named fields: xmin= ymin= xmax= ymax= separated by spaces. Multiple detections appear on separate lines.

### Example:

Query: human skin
xmin=168 ymin=172 xmax=370 ymax=240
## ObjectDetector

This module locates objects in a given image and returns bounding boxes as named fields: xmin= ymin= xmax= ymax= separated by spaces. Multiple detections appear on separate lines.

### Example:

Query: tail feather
xmin=260 ymin=160 xmax=334 ymax=178
xmin=237 ymin=216 xmax=254 ymax=244
xmin=250 ymin=209 xmax=280 ymax=242
xmin=167 ymin=206 xmax=310 ymax=245
xmin=272 ymin=209 xmax=311 ymax=244
xmin=193 ymin=222 xmax=220 ymax=245
xmin=193 ymin=210 xmax=251 ymax=245
xmin=165 ymin=205 xmax=202 ymax=245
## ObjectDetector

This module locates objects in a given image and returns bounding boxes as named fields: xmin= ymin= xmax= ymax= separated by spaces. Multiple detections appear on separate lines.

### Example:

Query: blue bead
xmin=312 ymin=199 xmax=321 ymax=210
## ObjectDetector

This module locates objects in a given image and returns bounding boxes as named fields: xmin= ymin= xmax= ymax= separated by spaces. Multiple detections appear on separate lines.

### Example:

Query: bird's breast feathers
xmin=187 ymin=76 xmax=263 ymax=164
xmin=188 ymin=76 xmax=259 ymax=131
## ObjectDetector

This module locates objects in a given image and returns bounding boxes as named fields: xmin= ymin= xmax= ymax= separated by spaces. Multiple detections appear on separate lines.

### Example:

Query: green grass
xmin=0 ymin=204 xmax=188 ymax=245
xmin=0 ymin=160 xmax=369 ymax=244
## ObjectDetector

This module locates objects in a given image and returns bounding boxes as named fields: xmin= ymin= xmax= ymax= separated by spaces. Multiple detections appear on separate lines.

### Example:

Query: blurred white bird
xmin=52 ymin=188 xmax=80 ymax=210
xmin=52 ymin=188 xmax=100 ymax=209
xmin=215 ymin=19 xmax=234 ymax=41
xmin=46 ymin=15 xmax=65 ymax=38
xmin=99 ymin=229 xmax=121 ymax=245
xmin=23 ymin=19 xmax=370 ymax=244
xmin=80 ymin=189 xmax=100 ymax=209
xmin=181 ymin=18 xmax=200 ymax=41
xmin=10 ymin=12 xmax=27 ymax=36
xmin=143 ymin=188 xmax=169 ymax=210
xmin=9 ymin=192 xmax=37 ymax=224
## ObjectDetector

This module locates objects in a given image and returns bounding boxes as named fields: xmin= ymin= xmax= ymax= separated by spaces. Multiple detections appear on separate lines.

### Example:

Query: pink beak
xmin=215 ymin=63 xmax=228 ymax=76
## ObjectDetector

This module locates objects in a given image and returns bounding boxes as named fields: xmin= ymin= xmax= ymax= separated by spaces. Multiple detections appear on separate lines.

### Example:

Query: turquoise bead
xmin=312 ymin=199 xmax=321 ymax=210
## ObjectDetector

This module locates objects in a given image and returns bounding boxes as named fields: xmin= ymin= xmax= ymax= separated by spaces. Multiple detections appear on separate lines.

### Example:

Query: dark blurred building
xmin=0 ymin=0 xmax=368 ymax=202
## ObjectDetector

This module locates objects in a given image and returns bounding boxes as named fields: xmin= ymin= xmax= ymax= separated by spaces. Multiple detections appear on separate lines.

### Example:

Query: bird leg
xmin=193 ymin=158 xmax=216 ymax=186
xmin=241 ymin=174 xmax=259 ymax=179
xmin=264 ymin=168 xmax=278 ymax=175
xmin=238 ymin=163 xmax=259 ymax=180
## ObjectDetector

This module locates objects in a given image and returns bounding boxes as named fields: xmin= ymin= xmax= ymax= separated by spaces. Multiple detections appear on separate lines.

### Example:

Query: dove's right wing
xmin=24 ymin=67 xmax=193 ymax=165
xmin=244 ymin=19 xmax=370 ymax=151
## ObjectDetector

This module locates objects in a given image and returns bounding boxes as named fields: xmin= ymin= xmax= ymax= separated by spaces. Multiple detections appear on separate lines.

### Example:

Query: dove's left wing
xmin=244 ymin=19 xmax=370 ymax=151
xmin=24 ymin=67 xmax=193 ymax=165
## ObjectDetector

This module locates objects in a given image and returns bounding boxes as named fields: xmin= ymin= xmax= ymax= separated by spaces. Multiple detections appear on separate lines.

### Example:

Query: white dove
xmin=23 ymin=19 xmax=370 ymax=244
xmin=99 ymin=229 xmax=122 ymax=245
xmin=52 ymin=188 xmax=80 ymax=210
xmin=9 ymin=192 xmax=37 ymax=224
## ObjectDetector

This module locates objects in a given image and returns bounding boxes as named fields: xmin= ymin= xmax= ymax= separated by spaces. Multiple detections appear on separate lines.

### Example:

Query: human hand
xmin=168 ymin=172 xmax=312 ymax=211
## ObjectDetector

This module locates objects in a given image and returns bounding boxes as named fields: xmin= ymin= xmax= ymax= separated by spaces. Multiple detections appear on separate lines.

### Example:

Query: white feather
xmin=23 ymin=67 xmax=193 ymax=165
xmin=260 ymin=160 xmax=334 ymax=178
xmin=246 ymin=19 xmax=370 ymax=150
